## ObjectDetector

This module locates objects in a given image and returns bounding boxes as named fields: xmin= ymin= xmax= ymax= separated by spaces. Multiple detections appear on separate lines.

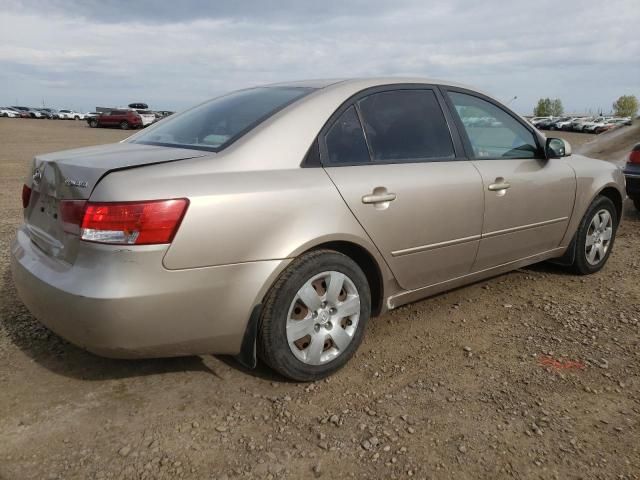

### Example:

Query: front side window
xmin=357 ymin=89 xmax=455 ymax=162
xmin=131 ymin=87 xmax=313 ymax=152
xmin=325 ymin=106 xmax=371 ymax=165
xmin=448 ymin=92 xmax=539 ymax=159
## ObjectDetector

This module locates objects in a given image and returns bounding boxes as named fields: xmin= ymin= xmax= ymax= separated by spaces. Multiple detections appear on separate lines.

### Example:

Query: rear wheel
xmin=569 ymin=196 xmax=617 ymax=275
xmin=258 ymin=250 xmax=371 ymax=381
xmin=89 ymin=119 xmax=98 ymax=128
xmin=119 ymin=121 xmax=130 ymax=130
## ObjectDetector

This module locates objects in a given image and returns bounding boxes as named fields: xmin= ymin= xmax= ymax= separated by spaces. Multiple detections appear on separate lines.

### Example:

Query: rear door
xmin=104 ymin=110 xmax=122 ymax=126
xmin=322 ymin=86 xmax=484 ymax=291
xmin=442 ymin=88 xmax=576 ymax=271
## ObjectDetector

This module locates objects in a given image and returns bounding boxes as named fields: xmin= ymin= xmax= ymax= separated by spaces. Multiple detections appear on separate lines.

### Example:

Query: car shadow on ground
xmin=0 ymin=267 xmax=284 ymax=382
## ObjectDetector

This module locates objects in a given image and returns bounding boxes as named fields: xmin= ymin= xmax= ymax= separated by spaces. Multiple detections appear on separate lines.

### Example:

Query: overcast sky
xmin=1 ymin=0 xmax=638 ymax=114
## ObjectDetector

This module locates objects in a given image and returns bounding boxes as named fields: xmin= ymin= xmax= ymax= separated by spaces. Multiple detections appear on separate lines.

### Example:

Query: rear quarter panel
xmin=90 ymin=159 xmax=389 ymax=274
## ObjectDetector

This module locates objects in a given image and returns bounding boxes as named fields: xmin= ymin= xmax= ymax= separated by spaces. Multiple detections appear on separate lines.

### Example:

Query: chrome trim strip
xmin=624 ymin=173 xmax=640 ymax=179
xmin=483 ymin=216 xmax=568 ymax=239
xmin=391 ymin=234 xmax=481 ymax=257
xmin=391 ymin=217 xmax=567 ymax=257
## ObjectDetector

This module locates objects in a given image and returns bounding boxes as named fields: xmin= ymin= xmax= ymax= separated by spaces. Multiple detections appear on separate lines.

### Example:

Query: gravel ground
xmin=0 ymin=119 xmax=639 ymax=480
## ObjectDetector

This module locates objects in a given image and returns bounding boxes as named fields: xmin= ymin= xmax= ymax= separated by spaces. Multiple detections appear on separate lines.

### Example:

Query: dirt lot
xmin=1 ymin=119 xmax=639 ymax=480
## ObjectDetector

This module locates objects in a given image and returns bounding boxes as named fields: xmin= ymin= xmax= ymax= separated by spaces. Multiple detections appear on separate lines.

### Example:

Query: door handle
xmin=362 ymin=192 xmax=397 ymax=204
xmin=488 ymin=180 xmax=511 ymax=191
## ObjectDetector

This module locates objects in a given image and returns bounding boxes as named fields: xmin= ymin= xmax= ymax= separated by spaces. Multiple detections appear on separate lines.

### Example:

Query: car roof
xmin=267 ymin=76 xmax=481 ymax=92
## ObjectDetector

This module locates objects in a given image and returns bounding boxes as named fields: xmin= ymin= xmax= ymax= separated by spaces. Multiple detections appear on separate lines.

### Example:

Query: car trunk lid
xmin=24 ymin=142 xmax=209 ymax=263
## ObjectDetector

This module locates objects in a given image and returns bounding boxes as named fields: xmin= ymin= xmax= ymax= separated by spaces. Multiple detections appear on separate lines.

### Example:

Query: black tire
xmin=119 ymin=121 xmax=130 ymax=130
xmin=74 ymin=116 xmax=80 ymax=120
xmin=89 ymin=119 xmax=98 ymax=128
xmin=258 ymin=249 xmax=371 ymax=381
xmin=633 ymin=197 xmax=640 ymax=212
xmin=569 ymin=195 xmax=618 ymax=275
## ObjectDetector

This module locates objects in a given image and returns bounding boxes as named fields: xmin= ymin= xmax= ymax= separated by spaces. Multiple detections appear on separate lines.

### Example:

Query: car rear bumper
xmin=10 ymin=227 xmax=289 ymax=359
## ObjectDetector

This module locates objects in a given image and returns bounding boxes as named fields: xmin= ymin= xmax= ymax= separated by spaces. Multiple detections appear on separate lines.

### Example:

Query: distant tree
xmin=551 ymin=99 xmax=564 ymax=116
xmin=612 ymin=95 xmax=639 ymax=118
xmin=534 ymin=97 xmax=564 ymax=116
xmin=533 ymin=98 xmax=552 ymax=116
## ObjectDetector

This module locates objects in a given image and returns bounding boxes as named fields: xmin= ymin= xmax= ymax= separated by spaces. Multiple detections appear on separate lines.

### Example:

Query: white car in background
xmin=580 ymin=117 xmax=609 ymax=132
xmin=133 ymin=109 xmax=157 ymax=126
xmin=58 ymin=109 xmax=85 ymax=120
xmin=0 ymin=107 xmax=20 ymax=118
xmin=554 ymin=117 xmax=580 ymax=130
xmin=529 ymin=116 xmax=552 ymax=126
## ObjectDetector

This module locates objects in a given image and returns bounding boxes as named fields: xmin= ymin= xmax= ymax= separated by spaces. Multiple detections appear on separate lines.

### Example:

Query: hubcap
xmin=585 ymin=209 xmax=613 ymax=266
xmin=286 ymin=271 xmax=360 ymax=366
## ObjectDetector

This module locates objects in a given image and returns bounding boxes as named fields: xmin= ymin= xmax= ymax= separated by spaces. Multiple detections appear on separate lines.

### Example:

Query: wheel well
xmin=599 ymin=187 xmax=623 ymax=223
xmin=310 ymin=241 xmax=384 ymax=317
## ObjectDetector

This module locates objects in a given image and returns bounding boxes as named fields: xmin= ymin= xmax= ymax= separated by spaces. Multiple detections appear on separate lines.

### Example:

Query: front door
xmin=444 ymin=90 xmax=576 ymax=271
xmin=321 ymin=88 xmax=484 ymax=291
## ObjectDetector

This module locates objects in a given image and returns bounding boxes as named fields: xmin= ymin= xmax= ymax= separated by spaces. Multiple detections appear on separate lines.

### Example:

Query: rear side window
xmin=357 ymin=90 xmax=455 ymax=162
xmin=131 ymin=86 xmax=313 ymax=152
xmin=448 ymin=92 xmax=539 ymax=159
xmin=325 ymin=106 xmax=371 ymax=165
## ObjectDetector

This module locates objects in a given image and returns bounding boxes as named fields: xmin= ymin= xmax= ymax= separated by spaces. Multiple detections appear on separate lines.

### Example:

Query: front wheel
xmin=569 ymin=195 xmax=618 ymax=275
xmin=88 ymin=119 xmax=98 ymax=128
xmin=258 ymin=250 xmax=371 ymax=381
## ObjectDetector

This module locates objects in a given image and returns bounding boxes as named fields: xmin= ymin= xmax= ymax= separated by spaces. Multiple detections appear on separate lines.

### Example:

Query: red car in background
xmin=87 ymin=109 xmax=155 ymax=130
xmin=624 ymin=143 xmax=640 ymax=211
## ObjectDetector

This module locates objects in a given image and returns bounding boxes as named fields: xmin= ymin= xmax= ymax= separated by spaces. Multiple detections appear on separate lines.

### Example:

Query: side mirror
xmin=546 ymin=137 xmax=572 ymax=158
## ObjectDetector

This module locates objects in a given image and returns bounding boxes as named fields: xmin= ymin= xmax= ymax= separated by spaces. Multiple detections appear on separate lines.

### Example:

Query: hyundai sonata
xmin=11 ymin=78 xmax=625 ymax=380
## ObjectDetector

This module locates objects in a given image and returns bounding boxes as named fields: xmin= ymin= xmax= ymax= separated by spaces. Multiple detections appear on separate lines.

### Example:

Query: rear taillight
xmin=60 ymin=200 xmax=87 ymax=234
xmin=629 ymin=146 xmax=640 ymax=164
xmin=22 ymin=184 xmax=32 ymax=208
xmin=78 ymin=199 xmax=189 ymax=245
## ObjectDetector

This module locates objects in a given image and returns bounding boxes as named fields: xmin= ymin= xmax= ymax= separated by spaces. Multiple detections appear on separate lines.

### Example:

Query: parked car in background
xmin=529 ymin=116 xmax=552 ymax=126
xmin=8 ymin=107 xmax=31 ymax=118
xmin=567 ymin=117 xmax=592 ymax=131
xmin=583 ymin=118 xmax=613 ymax=133
xmin=38 ymin=108 xmax=60 ymax=119
xmin=0 ymin=107 xmax=20 ymax=118
xmin=88 ymin=109 xmax=146 ymax=129
xmin=153 ymin=110 xmax=175 ymax=120
xmin=623 ymin=144 xmax=640 ymax=211
xmin=592 ymin=118 xmax=626 ymax=134
xmin=133 ymin=109 xmax=156 ymax=126
xmin=11 ymin=106 xmax=45 ymax=118
xmin=554 ymin=117 xmax=580 ymax=130
xmin=535 ymin=117 xmax=558 ymax=130
xmin=11 ymin=78 xmax=625 ymax=381
xmin=549 ymin=117 xmax=575 ymax=130
xmin=579 ymin=117 xmax=609 ymax=132
xmin=58 ymin=109 xmax=85 ymax=120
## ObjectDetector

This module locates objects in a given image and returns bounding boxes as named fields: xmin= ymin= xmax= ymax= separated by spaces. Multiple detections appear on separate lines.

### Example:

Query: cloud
xmin=1 ymin=0 xmax=638 ymax=113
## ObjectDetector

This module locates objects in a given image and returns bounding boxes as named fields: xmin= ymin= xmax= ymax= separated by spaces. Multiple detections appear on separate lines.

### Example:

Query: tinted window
xmin=325 ymin=106 xmax=370 ymax=165
xmin=448 ymin=92 xmax=539 ymax=159
xmin=132 ymin=87 xmax=313 ymax=152
xmin=357 ymin=90 xmax=454 ymax=162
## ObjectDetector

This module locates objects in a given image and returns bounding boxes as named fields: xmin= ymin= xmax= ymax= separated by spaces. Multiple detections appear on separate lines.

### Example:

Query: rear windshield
xmin=130 ymin=86 xmax=314 ymax=152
